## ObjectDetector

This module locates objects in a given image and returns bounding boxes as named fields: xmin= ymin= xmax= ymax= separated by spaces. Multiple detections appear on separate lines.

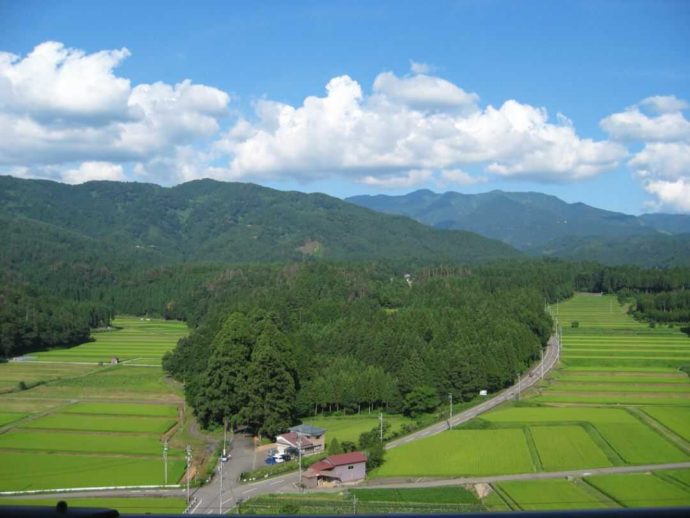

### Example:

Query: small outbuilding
xmin=302 ymin=451 xmax=367 ymax=488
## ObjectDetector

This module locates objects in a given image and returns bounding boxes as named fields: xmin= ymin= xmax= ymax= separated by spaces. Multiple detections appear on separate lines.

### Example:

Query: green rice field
xmin=0 ymin=317 xmax=188 ymax=492
xmin=0 ymin=497 xmax=187 ymax=514
xmin=27 ymin=317 xmax=187 ymax=366
xmin=496 ymin=479 xmax=611 ymax=510
xmin=383 ymin=293 xmax=690 ymax=511
xmin=376 ymin=429 xmax=535 ymax=477
xmin=530 ymin=426 xmax=612 ymax=471
xmin=585 ymin=473 xmax=690 ymax=507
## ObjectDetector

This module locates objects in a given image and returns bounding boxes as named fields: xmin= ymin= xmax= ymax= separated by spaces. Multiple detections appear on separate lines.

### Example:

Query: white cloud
xmin=645 ymin=179 xmax=690 ymax=212
xmin=372 ymin=71 xmax=479 ymax=112
xmin=0 ymin=41 xmax=229 ymax=182
xmin=640 ymin=95 xmax=689 ymax=115
xmin=61 ymin=161 xmax=125 ymax=184
xmin=603 ymin=96 xmax=690 ymax=212
xmin=409 ymin=61 xmax=434 ymax=75
xmin=219 ymin=73 xmax=625 ymax=184
xmin=359 ymin=169 xmax=433 ymax=188
xmin=601 ymin=96 xmax=690 ymax=142
xmin=438 ymin=169 xmax=486 ymax=186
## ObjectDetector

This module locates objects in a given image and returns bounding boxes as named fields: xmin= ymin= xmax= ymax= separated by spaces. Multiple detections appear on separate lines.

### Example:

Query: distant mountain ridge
xmin=0 ymin=176 xmax=519 ymax=270
xmin=347 ymin=189 xmax=690 ymax=252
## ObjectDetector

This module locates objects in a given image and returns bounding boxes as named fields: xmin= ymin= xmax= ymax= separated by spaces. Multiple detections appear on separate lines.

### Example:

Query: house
xmin=275 ymin=424 xmax=326 ymax=456
xmin=302 ymin=451 xmax=367 ymax=488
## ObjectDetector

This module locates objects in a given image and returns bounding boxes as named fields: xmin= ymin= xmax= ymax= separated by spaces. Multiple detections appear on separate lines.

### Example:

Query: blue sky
xmin=1 ymin=0 xmax=689 ymax=214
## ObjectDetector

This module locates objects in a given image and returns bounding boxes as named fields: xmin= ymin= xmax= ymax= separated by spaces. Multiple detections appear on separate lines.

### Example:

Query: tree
xmin=240 ymin=329 xmax=297 ymax=438
xmin=327 ymin=438 xmax=343 ymax=455
xmin=402 ymin=385 xmax=440 ymax=417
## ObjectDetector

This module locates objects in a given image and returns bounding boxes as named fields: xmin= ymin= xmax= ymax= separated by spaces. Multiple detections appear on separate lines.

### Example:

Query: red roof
xmin=307 ymin=451 xmax=368 ymax=475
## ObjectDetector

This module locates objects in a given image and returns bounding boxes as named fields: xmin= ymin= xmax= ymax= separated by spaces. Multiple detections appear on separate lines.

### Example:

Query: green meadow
xmin=304 ymin=414 xmax=414 ymax=445
xmin=0 ymin=317 xmax=190 ymax=493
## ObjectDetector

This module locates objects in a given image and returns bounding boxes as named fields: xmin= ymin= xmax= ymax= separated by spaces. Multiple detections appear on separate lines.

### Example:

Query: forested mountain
xmin=639 ymin=213 xmax=690 ymax=235
xmin=540 ymin=234 xmax=690 ymax=267
xmin=347 ymin=190 xmax=657 ymax=250
xmin=0 ymin=176 xmax=518 ymax=267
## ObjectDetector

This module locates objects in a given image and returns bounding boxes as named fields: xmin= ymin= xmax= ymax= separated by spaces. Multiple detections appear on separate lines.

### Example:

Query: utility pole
xmin=163 ymin=440 xmax=168 ymax=485
xmin=448 ymin=393 xmax=453 ymax=428
xmin=298 ymin=434 xmax=303 ymax=489
xmin=219 ymin=455 xmax=223 ymax=515
xmin=379 ymin=412 xmax=383 ymax=442
xmin=185 ymin=445 xmax=192 ymax=504
xmin=223 ymin=417 xmax=228 ymax=458
xmin=352 ymin=494 xmax=358 ymax=515
xmin=517 ymin=373 xmax=521 ymax=400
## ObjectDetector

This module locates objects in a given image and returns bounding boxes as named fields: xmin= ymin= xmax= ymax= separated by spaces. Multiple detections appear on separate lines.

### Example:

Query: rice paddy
xmin=585 ymin=473 xmax=690 ymax=507
xmin=0 ymin=317 xmax=188 ymax=493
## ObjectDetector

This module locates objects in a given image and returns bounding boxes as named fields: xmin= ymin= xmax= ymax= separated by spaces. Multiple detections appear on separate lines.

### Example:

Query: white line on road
xmin=190 ymin=499 xmax=203 ymax=513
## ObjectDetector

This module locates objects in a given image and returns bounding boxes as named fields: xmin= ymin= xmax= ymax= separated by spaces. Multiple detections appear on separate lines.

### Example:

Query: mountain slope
xmin=0 ymin=176 xmax=519 ymax=266
xmin=347 ymin=190 xmax=658 ymax=250
xmin=639 ymin=213 xmax=690 ymax=235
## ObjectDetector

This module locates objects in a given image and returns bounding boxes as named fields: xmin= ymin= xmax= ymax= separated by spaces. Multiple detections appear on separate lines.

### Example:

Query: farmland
xmin=378 ymin=294 xmax=690 ymax=513
xmin=0 ymin=497 xmax=187 ymax=514
xmin=0 ymin=317 xmax=201 ymax=494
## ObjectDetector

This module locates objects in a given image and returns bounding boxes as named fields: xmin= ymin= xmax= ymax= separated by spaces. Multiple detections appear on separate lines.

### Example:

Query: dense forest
xmin=162 ymin=262 xmax=555 ymax=436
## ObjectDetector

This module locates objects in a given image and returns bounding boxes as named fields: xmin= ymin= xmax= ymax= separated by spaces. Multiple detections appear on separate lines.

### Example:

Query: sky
xmin=1 ymin=0 xmax=689 ymax=214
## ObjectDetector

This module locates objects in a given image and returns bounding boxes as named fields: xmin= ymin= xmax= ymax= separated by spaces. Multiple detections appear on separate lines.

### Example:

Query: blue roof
xmin=289 ymin=424 xmax=326 ymax=436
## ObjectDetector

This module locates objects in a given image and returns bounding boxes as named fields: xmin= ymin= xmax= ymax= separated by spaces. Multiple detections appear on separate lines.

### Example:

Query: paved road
xmin=387 ymin=334 xmax=560 ymax=450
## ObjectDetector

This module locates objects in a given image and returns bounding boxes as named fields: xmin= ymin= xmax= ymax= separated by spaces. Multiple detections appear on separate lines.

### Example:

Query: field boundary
xmin=0 ymin=484 xmax=182 ymax=497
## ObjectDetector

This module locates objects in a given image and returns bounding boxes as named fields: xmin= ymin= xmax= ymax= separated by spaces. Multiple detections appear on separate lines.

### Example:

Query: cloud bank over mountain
xmin=1 ymin=41 xmax=688 ymax=212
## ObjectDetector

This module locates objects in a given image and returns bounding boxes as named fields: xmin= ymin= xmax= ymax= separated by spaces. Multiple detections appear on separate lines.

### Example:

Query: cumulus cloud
xmin=62 ymin=161 xmax=125 ymax=184
xmin=359 ymin=169 xmax=433 ymax=188
xmin=0 ymin=41 xmax=634 ymax=192
xmin=603 ymin=95 xmax=690 ymax=212
xmin=0 ymin=41 xmax=229 ymax=183
xmin=219 ymin=72 xmax=625 ymax=184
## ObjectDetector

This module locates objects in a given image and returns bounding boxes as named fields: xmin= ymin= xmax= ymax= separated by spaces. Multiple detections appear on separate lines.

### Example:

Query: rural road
xmin=386 ymin=333 xmax=560 ymax=449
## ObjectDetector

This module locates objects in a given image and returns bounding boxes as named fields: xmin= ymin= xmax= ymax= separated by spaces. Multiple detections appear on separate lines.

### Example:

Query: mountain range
xmin=347 ymin=190 xmax=690 ymax=265
xmin=0 ymin=176 xmax=517 ymax=273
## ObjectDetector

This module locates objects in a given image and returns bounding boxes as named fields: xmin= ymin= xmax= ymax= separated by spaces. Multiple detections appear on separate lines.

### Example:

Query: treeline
xmin=163 ymin=262 xmax=555 ymax=436
xmin=0 ymin=283 xmax=112 ymax=359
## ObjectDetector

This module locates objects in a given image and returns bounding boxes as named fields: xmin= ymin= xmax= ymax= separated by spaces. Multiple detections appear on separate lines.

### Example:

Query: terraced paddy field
xmin=26 ymin=317 xmax=187 ymax=366
xmin=380 ymin=294 xmax=690 ymax=511
xmin=0 ymin=317 xmax=196 ymax=494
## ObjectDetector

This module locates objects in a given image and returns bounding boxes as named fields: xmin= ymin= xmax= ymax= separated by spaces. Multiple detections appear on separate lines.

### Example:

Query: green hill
xmin=0 ymin=176 xmax=518 ymax=267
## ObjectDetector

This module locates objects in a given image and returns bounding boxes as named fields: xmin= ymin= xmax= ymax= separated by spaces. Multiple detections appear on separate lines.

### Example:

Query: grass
xmin=304 ymin=414 xmax=414 ymax=445
xmin=496 ymin=479 xmax=611 ymax=510
xmin=0 ymin=363 xmax=97 ymax=392
xmin=483 ymin=406 xmax=638 ymax=425
xmin=22 ymin=413 xmax=177 ymax=434
xmin=0 ymin=429 xmax=175 ymax=456
xmin=376 ymin=429 xmax=535 ymax=477
xmin=0 ymin=497 xmax=187 ymax=514
xmin=0 ymin=412 xmax=27 ymax=427
xmin=0 ymin=452 xmax=185 ymax=491
xmin=642 ymin=406 xmax=690 ymax=442
xmin=530 ymin=426 xmax=612 ymax=471
xmin=664 ymin=469 xmax=690 ymax=488
xmin=63 ymin=402 xmax=178 ymax=417
xmin=585 ymin=473 xmax=690 ymax=507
